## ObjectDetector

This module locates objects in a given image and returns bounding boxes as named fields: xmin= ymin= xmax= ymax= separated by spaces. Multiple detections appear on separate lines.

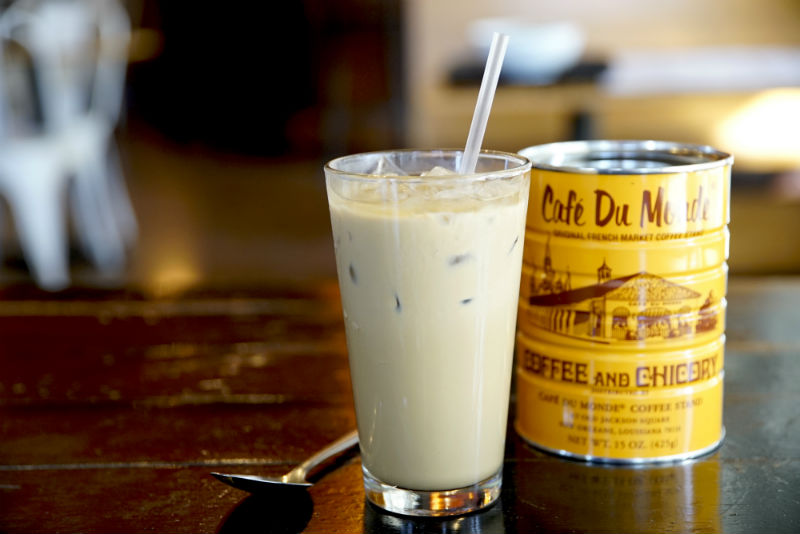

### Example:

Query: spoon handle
xmin=288 ymin=429 xmax=359 ymax=481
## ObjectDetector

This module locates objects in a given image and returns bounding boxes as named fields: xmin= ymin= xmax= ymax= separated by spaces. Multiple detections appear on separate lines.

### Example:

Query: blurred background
xmin=0 ymin=0 xmax=798 ymax=296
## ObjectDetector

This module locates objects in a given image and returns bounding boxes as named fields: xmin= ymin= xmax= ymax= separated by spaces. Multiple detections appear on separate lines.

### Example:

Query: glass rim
xmin=324 ymin=148 xmax=532 ymax=184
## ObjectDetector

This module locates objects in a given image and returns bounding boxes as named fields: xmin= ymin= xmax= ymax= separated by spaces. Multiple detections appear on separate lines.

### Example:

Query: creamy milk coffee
xmin=325 ymin=151 xmax=530 ymax=496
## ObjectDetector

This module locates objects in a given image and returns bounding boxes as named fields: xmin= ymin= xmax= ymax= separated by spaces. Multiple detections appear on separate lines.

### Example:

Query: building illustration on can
xmin=523 ymin=241 xmax=719 ymax=344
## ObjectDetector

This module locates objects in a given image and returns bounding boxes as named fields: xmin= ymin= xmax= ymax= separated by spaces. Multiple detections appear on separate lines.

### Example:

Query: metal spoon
xmin=211 ymin=429 xmax=359 ymax=493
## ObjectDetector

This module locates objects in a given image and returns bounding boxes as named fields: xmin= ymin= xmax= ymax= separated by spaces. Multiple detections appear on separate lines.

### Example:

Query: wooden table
xmin=1 ymin=276 xmax=798 ymax=533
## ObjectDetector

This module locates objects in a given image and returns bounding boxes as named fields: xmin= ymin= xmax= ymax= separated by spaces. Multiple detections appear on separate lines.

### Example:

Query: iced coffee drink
xmin=325 ymin=150 xmax=531 ymax=516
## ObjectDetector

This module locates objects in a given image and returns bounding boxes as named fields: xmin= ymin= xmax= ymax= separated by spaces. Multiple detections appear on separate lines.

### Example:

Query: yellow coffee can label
xmin=515 ymin=331 xmax=725 ymax=460
xmin=522 ymin=227 xmax=730 ymax=277
xmin=524 ymin=158 xmax=730 ymax=240
xmin=518 ymin=262 xmax=728 ymax=349
xmin=516 ymin=140 xmax=732 ymax=462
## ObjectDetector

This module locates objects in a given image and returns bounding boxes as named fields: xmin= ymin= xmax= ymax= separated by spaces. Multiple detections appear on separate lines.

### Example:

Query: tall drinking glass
xmin=324 ymin=149 xmax=531 ymax=516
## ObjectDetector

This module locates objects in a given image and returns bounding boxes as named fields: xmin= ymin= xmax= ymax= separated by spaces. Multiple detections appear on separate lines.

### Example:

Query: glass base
xmin=362 ymin=466 xmax=502 ymax=517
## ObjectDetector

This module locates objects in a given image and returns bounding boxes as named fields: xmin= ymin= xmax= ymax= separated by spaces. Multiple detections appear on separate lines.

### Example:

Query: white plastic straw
xmin=458 ymin=32 xmax=509 ymax=175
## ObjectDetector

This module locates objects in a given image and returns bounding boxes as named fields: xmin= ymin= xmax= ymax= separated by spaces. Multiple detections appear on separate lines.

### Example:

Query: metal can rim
xmin=519 ymin=140 xmax=733 ymax=175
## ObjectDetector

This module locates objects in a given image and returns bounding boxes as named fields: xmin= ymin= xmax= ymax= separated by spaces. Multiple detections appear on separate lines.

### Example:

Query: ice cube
xmin=432 ymin=186 xmax=465 ymax=200
xmin=421 ymin=165 xmax=456 ymax=176
xmin=369 ymin=155 xmax=407 ymax=176
xmin=474 ymin=180 xmax=508 ymax=200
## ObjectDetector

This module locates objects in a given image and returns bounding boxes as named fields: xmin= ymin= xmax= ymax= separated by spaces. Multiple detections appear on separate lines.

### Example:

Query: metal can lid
xmin=519 ymin=140 xmax=733 ymax=175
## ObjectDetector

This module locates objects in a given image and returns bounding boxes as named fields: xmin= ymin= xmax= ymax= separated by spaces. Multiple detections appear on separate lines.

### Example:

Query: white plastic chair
xmin=0 ymin=0 xmax=136 ymax=289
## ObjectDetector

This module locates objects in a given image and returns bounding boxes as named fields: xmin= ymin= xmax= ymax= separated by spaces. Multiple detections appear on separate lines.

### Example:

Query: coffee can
xmin=516 ymin=140 xmax=733 ymax=462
